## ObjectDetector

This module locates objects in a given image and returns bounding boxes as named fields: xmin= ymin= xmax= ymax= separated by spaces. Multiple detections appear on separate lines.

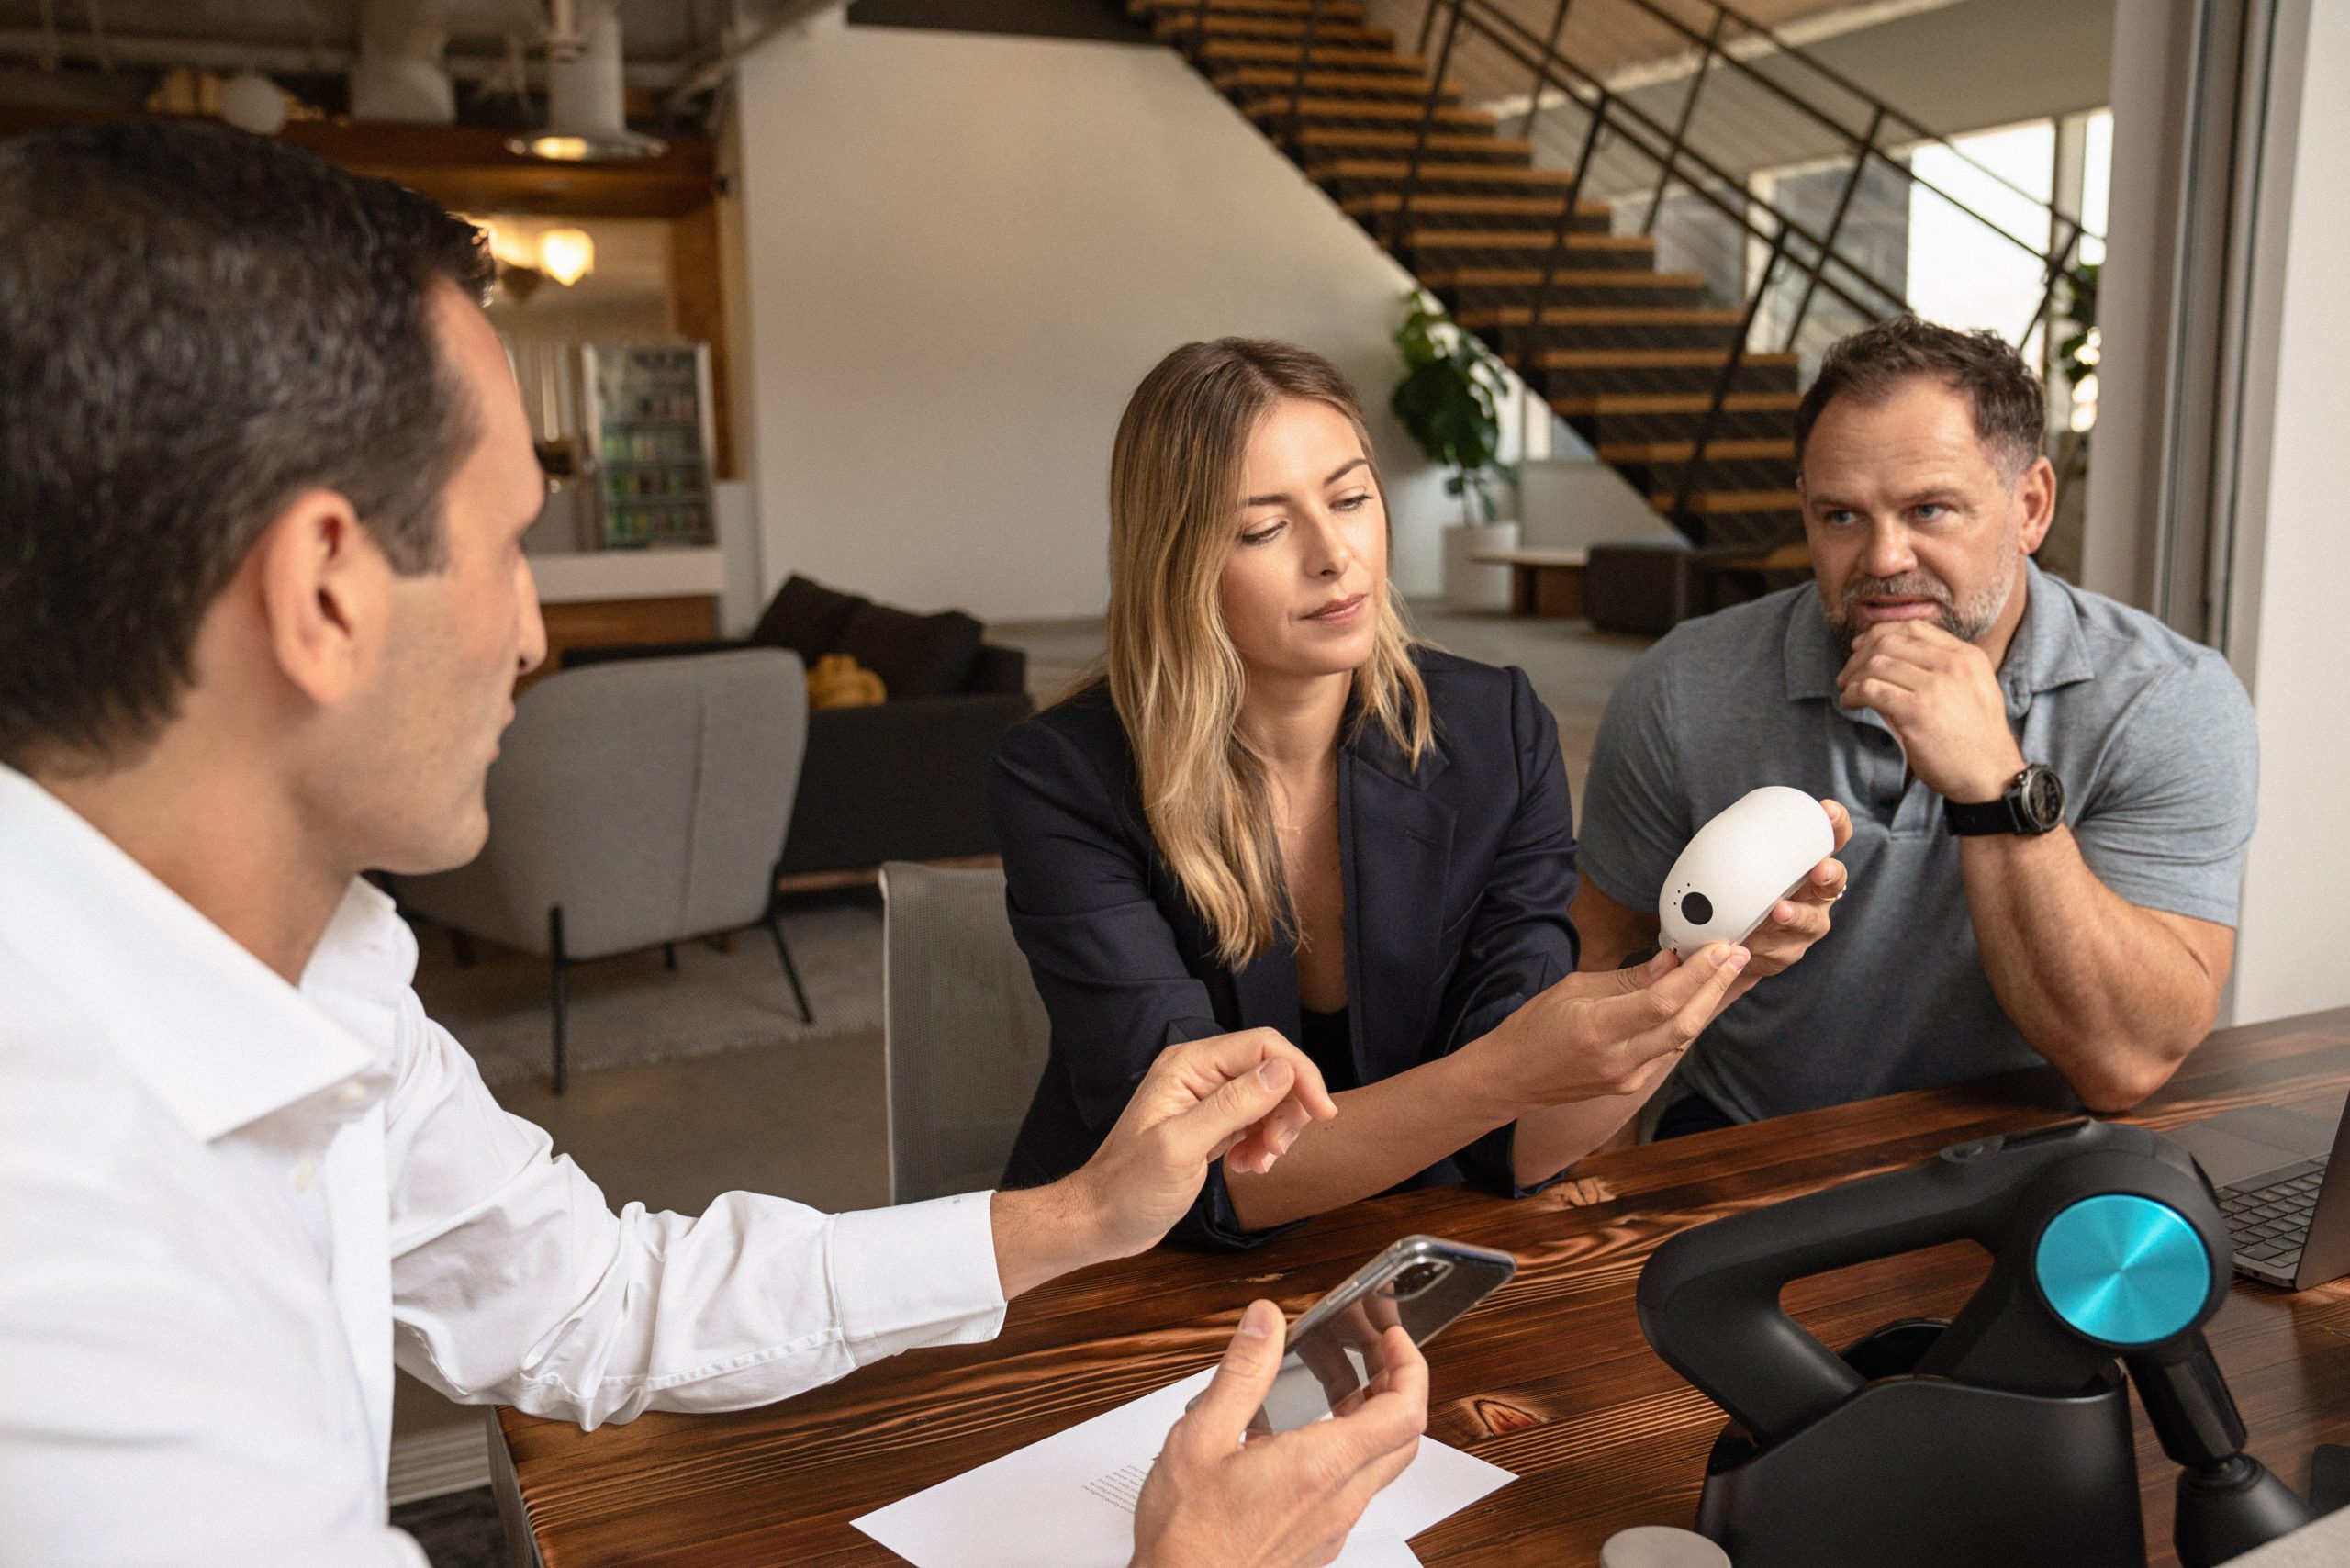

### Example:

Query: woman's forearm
xmin=1223 ymin=1048 xmax=1517 ymax=1231
xmin=1506 ymin=1091 xmax=1655 ymax=1187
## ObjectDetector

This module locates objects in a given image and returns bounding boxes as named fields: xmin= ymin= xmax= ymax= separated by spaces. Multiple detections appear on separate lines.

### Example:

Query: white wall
xmin=731 ymin=16 xmax=1458 ymax=621
xmin=2216 ymin=0 xmax=2350 ymax=1024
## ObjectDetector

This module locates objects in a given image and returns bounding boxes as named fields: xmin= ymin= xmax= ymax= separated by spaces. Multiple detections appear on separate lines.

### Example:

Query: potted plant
xmin=1391 ymin=290 xmax=1519 ymax=611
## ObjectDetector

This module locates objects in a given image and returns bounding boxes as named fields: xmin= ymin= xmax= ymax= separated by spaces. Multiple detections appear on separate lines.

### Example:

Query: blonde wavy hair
xmin=1106 ymin=338 xmax=1431 ymax=969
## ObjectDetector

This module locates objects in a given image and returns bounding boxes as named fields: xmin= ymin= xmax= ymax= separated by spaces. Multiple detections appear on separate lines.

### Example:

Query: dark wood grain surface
xmin=498 ymin=1008 xmax=2350 ymax=1566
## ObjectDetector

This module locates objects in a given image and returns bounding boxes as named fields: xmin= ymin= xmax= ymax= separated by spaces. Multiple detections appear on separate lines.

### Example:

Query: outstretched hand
xmin=1078 ymin=1029 xmax=1339 ymax=1255
xmin=1131 ymin=1300 xmax=1427 ymax=1568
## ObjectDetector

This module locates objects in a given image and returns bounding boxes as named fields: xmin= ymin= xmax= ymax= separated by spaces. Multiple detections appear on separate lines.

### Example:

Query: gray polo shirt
xmin=1578 ymin=561 xmax=2258 ymax=1123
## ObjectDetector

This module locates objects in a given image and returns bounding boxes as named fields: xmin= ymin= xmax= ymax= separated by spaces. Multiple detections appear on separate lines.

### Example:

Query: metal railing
xmin=1175 ymin=0 xmax=2102 ymax=546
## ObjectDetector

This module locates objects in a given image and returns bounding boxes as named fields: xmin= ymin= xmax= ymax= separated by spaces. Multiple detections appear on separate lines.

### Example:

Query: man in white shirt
xmin=0 ymin=121 xmax=1426 ymax=1567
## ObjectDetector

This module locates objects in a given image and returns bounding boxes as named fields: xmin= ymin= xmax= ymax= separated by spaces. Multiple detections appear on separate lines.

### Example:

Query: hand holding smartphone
xmin=1206 ymin=1235 xmax=1516 ymax=1436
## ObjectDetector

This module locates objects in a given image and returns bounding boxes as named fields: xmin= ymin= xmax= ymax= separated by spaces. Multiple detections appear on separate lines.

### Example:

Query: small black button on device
xmin=1681 ymin=891 xmax=1714 ymax=926
xmin=1941 ymin=1136 xmax=2007 ymax=1164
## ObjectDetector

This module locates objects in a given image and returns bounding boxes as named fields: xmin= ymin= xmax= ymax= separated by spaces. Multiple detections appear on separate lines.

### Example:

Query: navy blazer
xmin=990 ymin=647 xmax=1581 ymax=1249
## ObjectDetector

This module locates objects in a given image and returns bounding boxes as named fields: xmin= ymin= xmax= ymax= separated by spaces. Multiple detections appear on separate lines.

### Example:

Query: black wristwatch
xmin=1944 ymin=764 xmax=2066 ymax=836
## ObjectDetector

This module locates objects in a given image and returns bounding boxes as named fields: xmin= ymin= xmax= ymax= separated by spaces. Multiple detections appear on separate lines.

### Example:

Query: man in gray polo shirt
xmin=1572 ymin=316 xmax=2257 ymax=1131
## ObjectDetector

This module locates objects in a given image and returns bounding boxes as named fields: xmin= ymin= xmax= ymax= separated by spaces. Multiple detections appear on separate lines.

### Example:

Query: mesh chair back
xmin=400 ymin=649 xmax=807 ymax=959
xmin=879 ymin=861 xmax=1053 ymax=1204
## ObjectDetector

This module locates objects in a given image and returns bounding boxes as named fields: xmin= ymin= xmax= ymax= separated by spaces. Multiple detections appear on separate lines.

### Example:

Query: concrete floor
xmin=392 ymin=603 xmax=1651 ymax=1442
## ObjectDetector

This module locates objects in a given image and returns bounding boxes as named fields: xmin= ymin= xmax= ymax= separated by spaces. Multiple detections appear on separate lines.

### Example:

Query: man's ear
xmin=252 ymin=488 xmax=390 ymax=709
xmin=2015 ymin=454 xmax=2057 ymax=556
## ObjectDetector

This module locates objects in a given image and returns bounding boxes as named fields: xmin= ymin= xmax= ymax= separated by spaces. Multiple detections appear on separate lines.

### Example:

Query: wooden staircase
xmin=1131 ymin=0 xmax=1807 ymax=557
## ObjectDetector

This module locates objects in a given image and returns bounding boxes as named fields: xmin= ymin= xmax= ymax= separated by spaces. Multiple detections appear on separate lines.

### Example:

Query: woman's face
xmin=1216 ymin=396 xmax=1387 ymax=686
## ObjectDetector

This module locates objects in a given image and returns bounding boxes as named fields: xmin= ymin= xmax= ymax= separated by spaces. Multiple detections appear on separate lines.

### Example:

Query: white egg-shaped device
xmin=1658 ymin=786 xmax=1837 ymax=957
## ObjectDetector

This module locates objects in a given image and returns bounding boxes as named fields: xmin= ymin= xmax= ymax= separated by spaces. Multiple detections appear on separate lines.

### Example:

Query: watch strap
xmin=1943 ymin=792 xmax=2024 ymax=835
xmin=1945 ymin=765 xmax=2064 ymax=835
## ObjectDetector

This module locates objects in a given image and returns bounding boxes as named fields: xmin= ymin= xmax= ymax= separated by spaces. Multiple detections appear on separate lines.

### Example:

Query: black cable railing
xmin=1175 ymin=0 xmax=2097 ymax=547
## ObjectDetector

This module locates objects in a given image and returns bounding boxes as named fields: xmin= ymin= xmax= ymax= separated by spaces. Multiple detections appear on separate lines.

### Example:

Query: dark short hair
xmin=1793 ymin=314 xmax=2045 ymax=482
xmin=0 ymin=119 xmax=495 ymax=768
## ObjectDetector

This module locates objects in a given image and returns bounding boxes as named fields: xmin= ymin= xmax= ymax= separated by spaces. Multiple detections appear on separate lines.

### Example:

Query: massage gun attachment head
xmin=2128 ymin=1336 xmax=2318 ymax=1566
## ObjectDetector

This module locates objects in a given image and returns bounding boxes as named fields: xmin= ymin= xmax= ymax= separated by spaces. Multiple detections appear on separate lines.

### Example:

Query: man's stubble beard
xmin=1825 ymin=568 xmax=2015 ymax=662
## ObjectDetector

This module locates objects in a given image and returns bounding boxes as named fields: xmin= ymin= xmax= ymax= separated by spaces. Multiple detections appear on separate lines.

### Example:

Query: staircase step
xmin=1200 ymin=39 xmax=1431 ymax=74
xmin=1243 ymin=96 xmax=1493 ymax=131
xmin=1398 ymin=230 xmax=1656 ymax=273
xmin=1595 ymin=438 xmax=1797 ymax=463
xmin=1461 ymin=302 xmax=1744 ymax=351
xmin=1519 ymin=351 xmax=1799 ymax=399
xmin=1153 ymin=13 xmax=1393 ymax=46
xmin=1312 ymin=159 xmax=1572 ymax=185
xmin=1293 ymin=127 xmax=1532 ymax=164
xmin=1342 ymin=192 xmax=1610 ymax=232
xmin=1533 ymin=348 xmax=1791 ymax=369
xmin=1561 ymin=395 xmax=1802 ymax=453
xmin=1460 ymin=304 xmax=1740 ymax=331
xmin=1216 ymin=70 xmax=1458 ymax=106
xmin=1613 ymin=454 xmax=1801 ymax=500
xmin=1310 ymin=159 xmax=1575 ymax=196
xmin=1134 ymin=0 xmax=1368 ymax=17
xmin=1552 ymin=389 xmax=1800 ymax=416
xmin=1653 ymin=493 xmax=1808 ymax=554
xmin=1651 ymin=487 xmax=1805 ymax=515
xmin=1427 ymin=268 xmax=1708 ymax=312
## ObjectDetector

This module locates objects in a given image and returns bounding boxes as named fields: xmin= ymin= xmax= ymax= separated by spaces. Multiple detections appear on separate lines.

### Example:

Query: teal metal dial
xmin=2034 ymin=1193 xmax=2213 ymax=1346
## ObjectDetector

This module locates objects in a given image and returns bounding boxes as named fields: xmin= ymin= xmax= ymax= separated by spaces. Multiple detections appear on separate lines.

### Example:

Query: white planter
xmin=1441 ymin=520 xmax=1520 ymax=613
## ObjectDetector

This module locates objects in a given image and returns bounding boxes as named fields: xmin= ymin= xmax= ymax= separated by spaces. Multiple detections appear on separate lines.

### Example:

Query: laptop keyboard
xmin=2218 ymin=1159 xmax=2329 ymax=1269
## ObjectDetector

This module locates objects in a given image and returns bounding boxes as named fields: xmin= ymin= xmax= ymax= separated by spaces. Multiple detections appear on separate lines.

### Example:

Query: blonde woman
xmin=991 ymin=339 xmax=1850 ymax=1248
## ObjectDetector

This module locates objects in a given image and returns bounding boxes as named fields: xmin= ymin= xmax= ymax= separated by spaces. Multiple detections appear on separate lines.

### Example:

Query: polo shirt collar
xmin=1783 ymin=559 xmax=2096 ymax=715
xmin=0 ymin=765 xmax=378 ymax=1143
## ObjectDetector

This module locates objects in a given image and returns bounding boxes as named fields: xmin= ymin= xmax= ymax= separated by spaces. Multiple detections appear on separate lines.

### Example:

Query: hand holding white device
xmin=1659 ymin=786 xmax=1839 ymax=958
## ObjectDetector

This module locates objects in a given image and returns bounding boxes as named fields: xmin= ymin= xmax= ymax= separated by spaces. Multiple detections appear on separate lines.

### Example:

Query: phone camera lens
xmin=1681 ymin=890 xmax=1714 ymax=926
xmin=1376 ymin=1259 xmax=1455 ymax=1301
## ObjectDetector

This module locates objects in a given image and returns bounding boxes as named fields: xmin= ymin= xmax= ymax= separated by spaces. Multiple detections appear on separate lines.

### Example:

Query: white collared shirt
xmin=0 ymin=767 xmax=1009 ymax=1566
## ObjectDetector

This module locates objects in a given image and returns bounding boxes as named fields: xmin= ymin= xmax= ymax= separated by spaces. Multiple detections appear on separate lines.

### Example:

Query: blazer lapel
xmin=1342 ymin=728 xmax=1455 ymax=1081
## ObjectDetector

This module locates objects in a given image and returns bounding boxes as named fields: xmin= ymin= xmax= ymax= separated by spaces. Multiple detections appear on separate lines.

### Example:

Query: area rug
xmin=410 ymin=903 xmax=884 ymax=1088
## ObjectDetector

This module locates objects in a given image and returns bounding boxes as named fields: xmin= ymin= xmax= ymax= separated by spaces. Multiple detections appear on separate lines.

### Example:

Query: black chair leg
xmin=764 ymin=914 xmax=813 ymax=1025
xmin=548 ymin=905 xmax=569 ymax=1095
xmin=662 ymin=942 xmax=677 ymax=971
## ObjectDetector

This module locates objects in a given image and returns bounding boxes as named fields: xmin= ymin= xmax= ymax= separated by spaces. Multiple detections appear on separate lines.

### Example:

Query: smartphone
xmin=1249 ymin=1235 xmax=1516 ymax=1434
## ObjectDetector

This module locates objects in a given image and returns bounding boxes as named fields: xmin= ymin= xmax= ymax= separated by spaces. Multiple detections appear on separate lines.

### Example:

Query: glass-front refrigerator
xmin=581 ymin=342 xmax=716 ymax=549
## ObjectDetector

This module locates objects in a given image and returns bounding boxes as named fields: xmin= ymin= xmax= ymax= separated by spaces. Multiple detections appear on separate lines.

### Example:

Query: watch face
xmin=2020 ymin=766 xmax=2065 ymax=831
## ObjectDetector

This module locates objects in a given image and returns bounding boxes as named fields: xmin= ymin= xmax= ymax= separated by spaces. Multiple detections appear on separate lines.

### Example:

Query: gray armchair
xmin=397 ymin=648 xmax=811 ymax=1092
xmin=878 ymin=861 xmax=1052 ymax=1204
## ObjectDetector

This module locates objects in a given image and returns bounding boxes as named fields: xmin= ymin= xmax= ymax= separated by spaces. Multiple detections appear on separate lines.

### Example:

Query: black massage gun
xmin=1636 ymin=1119 xmax=2319 ymax=1566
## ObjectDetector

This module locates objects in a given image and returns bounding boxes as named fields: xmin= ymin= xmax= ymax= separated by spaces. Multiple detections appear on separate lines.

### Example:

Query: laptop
xmin=2165 ymin=1092 xmax=2350 ymax=1290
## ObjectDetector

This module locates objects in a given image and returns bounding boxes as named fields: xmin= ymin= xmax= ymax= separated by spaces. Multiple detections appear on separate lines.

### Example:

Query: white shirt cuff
xmin=829 ymin=1190 xmax=1007 ymax=1351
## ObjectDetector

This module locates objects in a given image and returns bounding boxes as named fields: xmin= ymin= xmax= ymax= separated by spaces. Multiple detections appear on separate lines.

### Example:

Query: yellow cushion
xmin=807 ymin=653 xmax=888 ymax=711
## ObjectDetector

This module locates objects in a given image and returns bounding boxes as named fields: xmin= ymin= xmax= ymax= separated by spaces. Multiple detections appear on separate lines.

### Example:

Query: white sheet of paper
xmin=853 ymin=1368 xmax=1511 ymax=1568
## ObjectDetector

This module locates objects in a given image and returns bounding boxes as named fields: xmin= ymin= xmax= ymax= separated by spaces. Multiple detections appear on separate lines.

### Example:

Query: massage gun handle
xmin=1636 ymin=1121 xmax=2166 ymax=1444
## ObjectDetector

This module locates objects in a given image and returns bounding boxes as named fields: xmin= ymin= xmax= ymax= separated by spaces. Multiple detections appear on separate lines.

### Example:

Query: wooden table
xmin=1472 ymin=546 xmax=1589 ymax=619
xmin=497 ymin=1008 xmax=2350 ymax=1566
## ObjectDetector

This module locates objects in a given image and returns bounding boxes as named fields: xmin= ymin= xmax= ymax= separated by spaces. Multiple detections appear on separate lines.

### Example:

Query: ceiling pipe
xmin=0 ymin=30 xmax=685 ymax=90
xmin=513 ymin=0 xmax=663 ymax=161
xmin=351 ymin=0 xmax=453 ymax=124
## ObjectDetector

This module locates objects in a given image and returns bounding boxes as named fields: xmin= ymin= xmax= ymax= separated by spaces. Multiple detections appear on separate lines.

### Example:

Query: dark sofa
xmin=565 ymin=574 xmax=1033 ymax=877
